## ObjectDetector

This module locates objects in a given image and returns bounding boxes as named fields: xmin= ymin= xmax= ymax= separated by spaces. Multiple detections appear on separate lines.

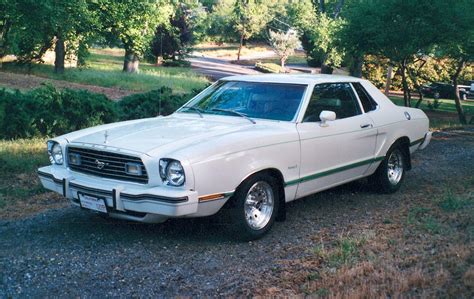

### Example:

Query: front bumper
xmin=38 ymin=165 xmax=203 ymax=223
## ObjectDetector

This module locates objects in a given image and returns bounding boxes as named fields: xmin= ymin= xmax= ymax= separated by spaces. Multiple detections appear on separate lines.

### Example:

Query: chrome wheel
xmin=244 ymin=181 xmax=274 ymax=230
xmin=387 ymin=150 xmax=403 ymax=185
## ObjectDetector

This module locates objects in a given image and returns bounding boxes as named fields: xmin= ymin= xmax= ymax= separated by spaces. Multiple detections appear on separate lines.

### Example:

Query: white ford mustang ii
xmin=38 ymin=74 xmax=431 ymax=239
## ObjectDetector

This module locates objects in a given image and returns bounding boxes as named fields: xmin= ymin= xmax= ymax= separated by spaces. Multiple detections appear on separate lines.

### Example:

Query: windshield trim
xmin=176 ymin=80 xmax=309 ymax=123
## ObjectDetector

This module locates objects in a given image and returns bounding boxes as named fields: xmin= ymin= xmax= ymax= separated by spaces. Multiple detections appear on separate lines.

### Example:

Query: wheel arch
xmin=230 ymin=167 xmax=287 ymax=221
xmin=392 ymin=136 xmax=411 ymax=170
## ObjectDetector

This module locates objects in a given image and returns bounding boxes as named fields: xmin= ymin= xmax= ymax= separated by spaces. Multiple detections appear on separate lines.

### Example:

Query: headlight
xmin=47 ymin=141 xmax=63 ymax=165
xmin=159 ymin=159 xmax=185 ymax=186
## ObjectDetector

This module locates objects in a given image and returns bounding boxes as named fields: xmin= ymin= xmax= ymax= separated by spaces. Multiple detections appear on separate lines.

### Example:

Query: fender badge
xmin=404 ymin=112 xmax=411 ymax=120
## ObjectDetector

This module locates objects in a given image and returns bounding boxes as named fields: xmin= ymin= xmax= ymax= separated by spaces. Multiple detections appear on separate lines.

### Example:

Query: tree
xmin=150 ymin=2 xmax=204 ymax=62
xmin=341 ymin=0 xmax=447 ymax=107
xmin=233 ymin=0 xmax=271 ymax=60
xmin=268 ymin=29 xmax=300 ymax=68
xmin=2 ymin=0 xmax=95 ymax=73
xmin=308 ymin=13 xmax=345 ymax=74
xmin=288 ymin=0 xmax=345 ymax=73
xmin=206 ymin=0 xmax=238 ymax=43
xmin=96 ymin=0 xmax=173 ymax=73
xmin=437 ymin=0 xmax=474 ymax=124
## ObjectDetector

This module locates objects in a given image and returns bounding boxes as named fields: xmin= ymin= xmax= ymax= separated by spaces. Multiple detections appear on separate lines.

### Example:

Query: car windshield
xmin=178 ymin=81 xmax=307 ymax=121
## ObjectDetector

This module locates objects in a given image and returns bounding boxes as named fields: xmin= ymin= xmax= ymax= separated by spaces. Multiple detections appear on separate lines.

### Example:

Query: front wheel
xmin=372 ymin=145 xmax=406 ymax=193
xmin=230 ymin=173 xmax=279 ymax=241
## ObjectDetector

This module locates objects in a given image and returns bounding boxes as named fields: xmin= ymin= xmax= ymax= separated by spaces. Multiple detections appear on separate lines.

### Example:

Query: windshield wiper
xmin=210 ymin=108 xmax=256 ymax=124
xmin=181 ymin=106 xmax=204 ymax=118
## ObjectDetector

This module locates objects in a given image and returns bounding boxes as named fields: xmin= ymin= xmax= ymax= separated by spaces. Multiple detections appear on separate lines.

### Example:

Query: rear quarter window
xmin=353 ymin=82 xmax=378 ymax=112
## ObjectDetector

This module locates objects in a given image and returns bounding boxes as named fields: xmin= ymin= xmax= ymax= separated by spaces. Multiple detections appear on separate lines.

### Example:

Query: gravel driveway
xmin=1 ymin=130 xmax=473 ymax=297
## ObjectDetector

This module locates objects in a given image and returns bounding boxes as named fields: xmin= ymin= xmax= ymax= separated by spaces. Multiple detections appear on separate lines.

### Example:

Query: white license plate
xmin=79 ymin=193 xmax=108 ymax=214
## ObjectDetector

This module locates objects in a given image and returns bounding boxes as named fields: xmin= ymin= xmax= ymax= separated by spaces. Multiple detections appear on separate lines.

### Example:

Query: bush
xmin=0 ymin=85 xmax=117 ymax=139
xmin=0 ymin=85 xmax=207 ymax=140
xmin=117 ymin=87 xmax=191 ymax=121
xmin=255 ymin=62 xmax=285 ymax=74
xmin=162 ymin=59 xmax=191 ymax=68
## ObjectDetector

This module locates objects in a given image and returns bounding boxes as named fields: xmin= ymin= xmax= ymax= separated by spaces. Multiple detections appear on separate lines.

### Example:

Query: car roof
xmin=220 ymin=74 xmax=367 ymax=85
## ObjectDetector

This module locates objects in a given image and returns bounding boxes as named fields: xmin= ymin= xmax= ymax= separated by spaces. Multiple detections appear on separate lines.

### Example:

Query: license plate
xmin=78 ymin=193 xmax=108 ymax=214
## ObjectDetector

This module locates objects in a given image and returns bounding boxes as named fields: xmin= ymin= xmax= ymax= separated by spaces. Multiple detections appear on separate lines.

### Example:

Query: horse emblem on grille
xmin=95 ymin=159 xmax=108 ymax=170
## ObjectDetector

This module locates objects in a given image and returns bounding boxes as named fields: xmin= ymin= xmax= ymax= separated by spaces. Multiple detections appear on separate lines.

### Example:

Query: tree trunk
xmin=400 ymin=62 xmax=411 ymax=107
xmin=349 ymin=55 xmax=363 ymax=78
xmin=54 ymin=37 xmax=65 ymax=74
xmin=123 ymin=50 xmax=140 ymax=73
xmin=319 ymin=0 xmax=325 ymax=13
xmin=452 ymin=58 xmax=467 ymax=124
xmin=237 ymin=33 xmax=244 ymax=61
xmin=384 ymin=65 xmax=393 ymax=96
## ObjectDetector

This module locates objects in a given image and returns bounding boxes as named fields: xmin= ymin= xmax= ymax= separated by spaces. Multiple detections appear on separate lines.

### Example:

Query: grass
xmin=437 ymin=191 xmax=472 ymax=212
xmin=0 ymin=48 xmax=209 ymax=94
xmin=312 ymin=232 xmax=372 ymax=268
xmin=0 ymin=138 xmax=50 ymax=212
xmin=193 ymin=42 xmax=272 ymax=58
xmin=0 ymin=138 xmax=49 ymax=174
xmin=389 ymin=96 xmax=474 ymax=115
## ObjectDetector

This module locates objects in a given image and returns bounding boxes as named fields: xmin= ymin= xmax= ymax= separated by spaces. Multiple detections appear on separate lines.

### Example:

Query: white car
xmin=38 ymin=74 xmax=432 ymax=239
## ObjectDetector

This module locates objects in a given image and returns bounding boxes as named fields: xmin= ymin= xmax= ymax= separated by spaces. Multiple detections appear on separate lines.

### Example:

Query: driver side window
xmin=303 ymin=83 xmax=362 ymax=122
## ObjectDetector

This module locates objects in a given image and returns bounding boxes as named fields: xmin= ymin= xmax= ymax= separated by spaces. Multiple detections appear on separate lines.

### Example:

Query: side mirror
xmin=319 ymin=110 xmax=336 ymax=127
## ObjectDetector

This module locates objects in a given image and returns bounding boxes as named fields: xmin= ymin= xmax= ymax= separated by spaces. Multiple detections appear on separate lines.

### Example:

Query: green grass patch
xmin=312 ymin=233 xmax=371 ymax=268
xmin=1 ymin=48 xmax=209 ymax=94
xmin=407 ymin=206 xmax=445 ymax=234
xmin=255 ymin=62 xmax=285 ymax=74
xmin=437 ymin=192 xmax=472 ymax=212
xmin=0 ymin=138 xmax=49 ymax=207
xmin=389 ymin=96 xmax=474 ymax=115
xmin=0 ymin=138 xmax=48 ymax=174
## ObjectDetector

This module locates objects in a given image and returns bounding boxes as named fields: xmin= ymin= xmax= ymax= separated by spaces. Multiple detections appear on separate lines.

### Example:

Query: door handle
xmin=360 ymin=124 xmax=373 ymax=129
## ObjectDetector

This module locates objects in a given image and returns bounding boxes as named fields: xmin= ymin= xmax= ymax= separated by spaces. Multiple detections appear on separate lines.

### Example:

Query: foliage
xmin=268 ymin=29 xmax=300 ymax=68
xmin=306 ymin=13 xmax=345 ymax=71
xmin=254 ymin=62 xmax=284 ymax=73
xmin=206 ymin=0 xmax=239 ymax=43
xmin=116 ymin=87 xmax=190 ymax=120
xmin=0 ymin=86 xmax=117 ymax=139
xmin=233 ymin=0 xmax=272 ymax=59
xmin=162 ymin=59 xmax=191 ymax=67
xmin=95 ymin=0 xmax=174 ymax=72
xmin=3 ymin=0 xmax=95 ymax=69
xmin=149 ymin=3 xmax=201 ymax=61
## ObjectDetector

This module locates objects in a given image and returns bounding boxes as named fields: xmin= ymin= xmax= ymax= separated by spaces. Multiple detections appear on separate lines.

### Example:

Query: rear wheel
xmin=372 ymin=144 xmax=406 ymax=193
xmin=230 ymin=173 xmax=279 ymax=240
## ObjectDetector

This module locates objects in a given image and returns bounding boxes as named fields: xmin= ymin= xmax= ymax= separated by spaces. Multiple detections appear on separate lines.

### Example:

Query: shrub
xmin=162 ymin=59 xmax=191 ymax=67
xmin=0 ymin=85 xmax=117 ymax=139
xmin=255 ymin=62 xmax=285 ymax=74
xmin=117 ymin=87 xmax=190 ymax=121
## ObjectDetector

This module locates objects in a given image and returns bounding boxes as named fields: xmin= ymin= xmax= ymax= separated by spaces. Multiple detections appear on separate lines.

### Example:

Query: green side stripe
xmin=410 ymin=138 xmax=424 ymax=147
xmin=285 ymin=156 xmax=385 ymax=187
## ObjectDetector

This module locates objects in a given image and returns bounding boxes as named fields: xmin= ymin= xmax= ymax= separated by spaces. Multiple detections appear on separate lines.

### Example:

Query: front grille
xmin=67 ymin=146 xmax=149 ymax=184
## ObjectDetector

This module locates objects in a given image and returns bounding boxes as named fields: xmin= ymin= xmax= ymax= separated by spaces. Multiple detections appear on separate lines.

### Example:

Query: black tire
xmin=230 ymin=173 xmax=279 ymax=241
xmin=372 ymin=143 xmax=406 ymax=193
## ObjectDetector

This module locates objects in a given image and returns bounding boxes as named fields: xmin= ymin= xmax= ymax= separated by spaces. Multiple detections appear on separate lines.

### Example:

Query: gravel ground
xmin=1 ymin=130 xmax=473 ymax=297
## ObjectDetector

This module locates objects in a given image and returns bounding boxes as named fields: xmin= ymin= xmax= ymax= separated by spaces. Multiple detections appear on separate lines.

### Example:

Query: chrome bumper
xmin=38 ymin=165 xmax=201 ymax=223
xmin=419 ymin=131 xmax=432 ymax=150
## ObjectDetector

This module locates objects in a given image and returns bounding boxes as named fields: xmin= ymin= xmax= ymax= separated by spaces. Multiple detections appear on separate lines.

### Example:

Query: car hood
xmin=68 ymin=114 xmax=255 ymax=155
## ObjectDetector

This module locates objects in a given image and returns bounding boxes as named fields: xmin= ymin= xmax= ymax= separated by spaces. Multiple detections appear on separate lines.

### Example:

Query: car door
xmin=295 ymin=82 xmax=378 ymax=199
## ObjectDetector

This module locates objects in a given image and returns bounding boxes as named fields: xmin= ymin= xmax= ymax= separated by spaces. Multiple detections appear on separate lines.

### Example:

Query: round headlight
xmin=49 ymin=142 xmax=63 ymax=165
xmin=166 ymin=161 xmax=185 ymax=186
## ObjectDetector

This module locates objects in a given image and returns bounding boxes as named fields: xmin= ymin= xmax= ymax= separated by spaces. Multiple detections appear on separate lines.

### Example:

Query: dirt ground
xmin=0 ymin=71 xmax=136 ymax=100
xmin=0 ymin=130 xmax=473 ymax=297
